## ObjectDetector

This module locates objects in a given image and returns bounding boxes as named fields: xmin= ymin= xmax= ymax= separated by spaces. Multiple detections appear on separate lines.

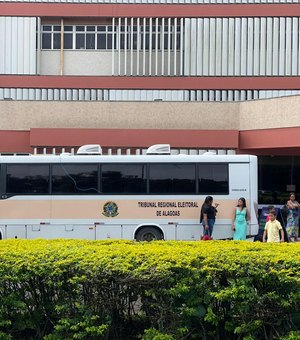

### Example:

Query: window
xmin=149 ymin=164 xmax=196 ymax=194
xmin=198 ymin=164 xmax=228 ymax=194
xmin=40 ymin=23 xmax=181 ymax=51
xmin=258 ymin=156 xmax=300 ymax=205
xmin=41 ymin=25 xmax=61 ymax=49
xmin=162 ymin=25 xmax=181 ymax=50
xmin=52 ymin=164 xmax=98 ymax=194
xmin=97 ymin=26 xmax=115 ymax=50
xmin=6 ymin=164 xmax=50 ymax=194
xmin=102 ymin=164 xmax=146 ymax=194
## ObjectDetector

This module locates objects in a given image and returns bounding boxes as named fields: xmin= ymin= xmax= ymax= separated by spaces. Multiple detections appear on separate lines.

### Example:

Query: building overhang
xmin=239 ymin=127 xmax=300 ymax=152
xmin=0 ymin=127 xmax=299 ymax=155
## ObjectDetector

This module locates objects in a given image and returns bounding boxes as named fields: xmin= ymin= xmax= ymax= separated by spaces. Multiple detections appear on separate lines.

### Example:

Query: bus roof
xmin=0 ymin=153 xmax=257 ymax=164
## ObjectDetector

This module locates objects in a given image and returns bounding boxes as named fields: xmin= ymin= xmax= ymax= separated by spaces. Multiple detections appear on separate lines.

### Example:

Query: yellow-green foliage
xmin=1 ymin=240 xmax=300 ymax=339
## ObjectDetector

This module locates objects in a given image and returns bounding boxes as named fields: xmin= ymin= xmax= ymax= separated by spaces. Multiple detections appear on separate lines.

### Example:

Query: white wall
xmin=184 ymin=17 xmax=300 ymax=76
xmin=0 ymin=17 xmax=37 ymax=75
xmin=40 ymin=51 xmax=113 ymax=75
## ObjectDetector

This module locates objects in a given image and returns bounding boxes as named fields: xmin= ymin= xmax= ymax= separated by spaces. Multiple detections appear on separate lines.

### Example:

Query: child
xmin=265 ymin=205 xmax=275 ymax=223
xmin=263 ymin=211 xmax=284 ymax=243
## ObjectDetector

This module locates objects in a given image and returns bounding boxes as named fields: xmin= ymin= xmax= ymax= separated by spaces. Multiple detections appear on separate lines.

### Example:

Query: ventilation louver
xmin=76 ymin=144 xmax=102 ymax=155
xmin=146 ymin=144 xmax=171 ymax=155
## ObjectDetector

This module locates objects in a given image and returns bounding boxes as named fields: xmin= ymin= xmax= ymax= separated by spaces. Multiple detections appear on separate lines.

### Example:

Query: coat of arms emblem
xmin=102 ymin=201 xmax=119 ymax=217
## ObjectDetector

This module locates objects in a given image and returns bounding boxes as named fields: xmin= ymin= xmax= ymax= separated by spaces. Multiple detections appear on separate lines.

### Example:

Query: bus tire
xmin=135 ymin=227 xmax=163 ymax=242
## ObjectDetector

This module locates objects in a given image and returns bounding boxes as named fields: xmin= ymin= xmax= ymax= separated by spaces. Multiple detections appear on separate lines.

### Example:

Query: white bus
xmin=0 ymin=144 xmax=258 ymax=241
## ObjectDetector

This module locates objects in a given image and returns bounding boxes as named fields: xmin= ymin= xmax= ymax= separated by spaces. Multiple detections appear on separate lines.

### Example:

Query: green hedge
xmin=1 ymin=239 xmax=300 ymax=339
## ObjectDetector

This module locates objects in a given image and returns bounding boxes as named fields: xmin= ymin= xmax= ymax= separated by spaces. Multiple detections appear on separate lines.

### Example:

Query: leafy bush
xmin=0 ymin=240 xmax=300 ymax=339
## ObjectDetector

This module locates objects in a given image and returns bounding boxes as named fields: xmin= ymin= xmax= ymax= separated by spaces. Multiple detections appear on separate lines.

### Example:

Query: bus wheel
xmin=135 ymin=227 xmax=163 ymax=242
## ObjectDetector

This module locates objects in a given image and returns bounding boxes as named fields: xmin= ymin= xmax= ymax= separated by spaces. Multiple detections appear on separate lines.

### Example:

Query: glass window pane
xmin=86 ymin=33 xmax=95 ymax=49
xmin=102 ymin=164 xmax=147 ymax=194
xmin=198 ymin=164 xmax=228 ymax=195
xmin=42 ymin=25 xmax=51 ymax=32
xmin=149 ymin=164 xmax=196 ymax=194
xmin=164 ymin=34 xmax=169 ymax=49
xmin=76 ymin=34 xmax=85 ymax=49
xmin=64 ymin=33 xmax=73 ymax=49
xmin=53 ymin=26 xmax=61 ymax=31
xmin=87 ymin=26 xmax=96 ymax=32
xmin=176 ymin=33 xmax=181 ymax=50
xmin=52 ymin=164 xmax=98 ymax=194
xmin=145 ymin=33 xmax=149 ymax=49
xmin=42 ymin=33 xmax=51 ymax=49
xmin=107 ymin=35 xmax=113 ymax=49
xmin=97 ymin=26 xmax=106 ymax=32
xmin=120 ymin=34 xmax=125 ymax=49
xmin=6 ymin=164 xmax=49 ymax=194
xmin=132 ymin=33 xmax=138 ymax=49
xmin=97 ymin=34 xmax=106 ymax=49
xmin=53 ymin=33 xmax=61 ymax=49
xmin=151 ymin=35 xmax=157 ymax=50
xmin=64 ymin=26 xmax=73 ymax=32
xmin=76 ymin=26 xmax=85 ymax=32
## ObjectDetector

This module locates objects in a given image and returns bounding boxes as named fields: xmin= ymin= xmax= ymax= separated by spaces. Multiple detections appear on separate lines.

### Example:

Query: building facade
xmin=0 ymin=0 xmax=300 ymax=204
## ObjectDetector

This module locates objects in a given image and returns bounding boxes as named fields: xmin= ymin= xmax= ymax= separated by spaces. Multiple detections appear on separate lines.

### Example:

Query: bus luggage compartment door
xmin=95 ymin=223 xmax=122 ymax=240
xmin=4 ymin=225 xmax=27 ymax=239
xmin=175 ymin=224 xmax=201 ymax=241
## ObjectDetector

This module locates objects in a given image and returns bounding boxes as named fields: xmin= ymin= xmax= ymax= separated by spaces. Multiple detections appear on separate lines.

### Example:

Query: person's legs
xmin=207 ymin=219 xmax=215 ymax=237
xmin=202 ymin=219 xmax=214 ymax=236
xmin=202 ymin=222 xmax=207 ymax=236
xmin=286 ymin=217 xmax=294 ymax=242
xmin=294 ymin=216 xmax=299 ymax=241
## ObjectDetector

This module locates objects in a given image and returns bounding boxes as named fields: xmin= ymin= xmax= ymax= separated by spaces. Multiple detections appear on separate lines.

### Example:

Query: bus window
xmin=149 ymin=163 xmax=196 ymax=194
xmin=6 ymin=164 xmax=50 ymax=194
xmin=102 ymin=164 xmax=147 ymax=194
xmin=198 ymin=164 xmax=229 ymax=194
xmin=52 ymin=164 xmax=98 ymax=194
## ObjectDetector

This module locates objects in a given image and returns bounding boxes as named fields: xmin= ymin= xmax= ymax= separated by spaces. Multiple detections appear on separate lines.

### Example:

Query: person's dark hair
xmin=237 ymin=197 xmax=246 ymax=208
xmin=267 ymin=205 xmax=275 ymax=212
xmin=204 ymin=196 xmax=213 ymax=205
xmin=290 ymin=192 xmax=296 ymax=198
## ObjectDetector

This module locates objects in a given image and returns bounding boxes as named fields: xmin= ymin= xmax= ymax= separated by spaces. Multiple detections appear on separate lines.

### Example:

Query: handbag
xmin=201 ymin=229 xmax=213 ymax=241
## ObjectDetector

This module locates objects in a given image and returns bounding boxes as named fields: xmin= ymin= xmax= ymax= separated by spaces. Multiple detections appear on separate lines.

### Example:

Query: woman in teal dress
xmin=232 ymin=197 xmax=250 ymax=240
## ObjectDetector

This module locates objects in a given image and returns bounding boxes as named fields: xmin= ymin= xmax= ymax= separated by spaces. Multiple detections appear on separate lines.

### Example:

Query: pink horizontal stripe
xmin=1 ymin=3 xmax=300 ymax=18
xmin=0 ymin=131 xmax=31 ymax=153
xmin=30 ymin=128 xmax=239 ymax=149
xmin=2 ymin=75 xmax=300 ymax=90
